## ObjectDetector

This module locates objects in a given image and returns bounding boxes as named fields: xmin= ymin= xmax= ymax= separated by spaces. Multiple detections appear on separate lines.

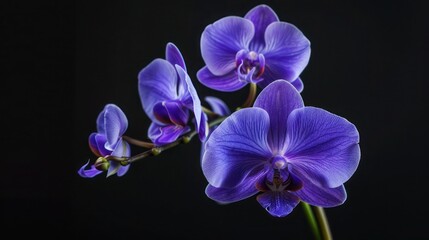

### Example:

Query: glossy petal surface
xmin=201 ymin=16 xmax=254 ymax=75
xmin=263 ymin=22 xmax=311 ymax=82
xmin=197 ymin=67 xmax=246 ymax=92
xmin=244 ymin=4 xmax=279 ymax=51
xmin=205 ymin=178 xmax=261 ymax=204
xmin=253 ymin=80 xmax=304 ymax=153
xmin=257 ymin=191 xmax=300 ymax=217
xmin=285 ymin=107 xmax=360 ymax=188
xmin=202 ymin=108 xmax=272 ymax=188
xmin=138 ymin=59 xmax=178 ymax=123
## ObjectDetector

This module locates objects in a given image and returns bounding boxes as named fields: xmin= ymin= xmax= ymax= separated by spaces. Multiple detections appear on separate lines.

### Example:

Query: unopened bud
xmin=94 ymin=157 xmax=110 ymax=171
xmin=151 ymin=147 xmax=162 ymax=156
xmin=183 ymin=136 xmax=191 ymax=144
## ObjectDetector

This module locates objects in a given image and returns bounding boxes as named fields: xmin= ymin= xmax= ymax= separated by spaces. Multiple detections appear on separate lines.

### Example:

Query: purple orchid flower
xmin=201 ymin=80 xmax=360 ymax=217
xmin=138 ymin=43 xmax=208 ymax=146
xmin=79 ymin=104 xmax=131 ymax=178
xmin=197 ymin=4 xmax=310 ymax=92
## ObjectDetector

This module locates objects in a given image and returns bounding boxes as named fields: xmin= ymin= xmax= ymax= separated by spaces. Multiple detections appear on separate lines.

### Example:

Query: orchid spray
xmin=78 ymin=4 xmax=360 ymax=240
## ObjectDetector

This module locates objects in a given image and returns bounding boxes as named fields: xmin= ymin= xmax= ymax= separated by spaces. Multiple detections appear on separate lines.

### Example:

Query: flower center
xmin=266 ymin=169 xmax=291 ymax=192
xmin=153 ymin=100 xmax=188 ymax=126
xmin=271 ymin=155 xmax=287 ymax=170
xmin=235 ymin=50 xmax=265 ymax=84
xmin=262 ymin=155 xmax=303 ymax=192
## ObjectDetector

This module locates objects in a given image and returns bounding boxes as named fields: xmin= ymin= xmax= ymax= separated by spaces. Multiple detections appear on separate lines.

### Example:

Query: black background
xmin=2 ymin=0 xmax=428 ymax=239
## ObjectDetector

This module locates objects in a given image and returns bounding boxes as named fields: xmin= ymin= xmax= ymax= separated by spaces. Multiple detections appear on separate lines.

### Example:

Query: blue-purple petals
xmin=78 ymin=104 xmax=131 ymax=178
xmin=138 ymin=43 xmax=208 ymax=146
xmin=201 ymin=80 xmax=360 ymax=217
xmin=197 ymin=4 xmax=310 ymax=92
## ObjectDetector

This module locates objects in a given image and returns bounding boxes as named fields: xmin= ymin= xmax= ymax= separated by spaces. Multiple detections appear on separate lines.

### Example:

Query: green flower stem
xmin=302 ymin=202 xmax=322 ymax=240
xmin=202 ymin=106 xmax=219 ymax=117
xmin=314 ymin=206 xmax=333 ymax=240
xmin=122 ymin=136 xmax=154 ymax=148
xmin=240 ymin=83 xmax=257 ymax=109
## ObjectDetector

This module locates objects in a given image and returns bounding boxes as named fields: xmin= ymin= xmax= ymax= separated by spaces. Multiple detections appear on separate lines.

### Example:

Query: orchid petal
xmin=78 ymin=160 xmax=103 ymax=178
xmin=107 ymin=161 xmax=130 ymax=178
xmin=205 ymin=178 xmax=261 ymax=204
xmin=166 ymin=42 xmax=186 ymax=71
xmin=176 ymin=65 xmax=205 ymax=139
xmin=202 ymin=108 xmax=272 ymax=188
xmin=197 ymin=67 xmax=246 ymax=92
xmin=201 ymin=16 xmax=254 ymax=75
xmin=116 ymin=164 xmax=130 ymax=177
xmin=148 ymin=122 xmax=190 ymax=146
xmin=258 ymin=74 xmax=304 ymax=93
xmin=253 ymin=80 xmax=304 ymax=153
xmin=138 ymin=59 xmax=178 ymax=122
xmin=94 ymin=134 xmax=110 ymax=157
xmin=106 ymin=139 xmax=131 ymax=177
xmin=291 ymin=77 xmax=304 ymax=92
xmin=106 ymin=161 xmax=121 ymax=178
xmin=244 ymin=4 xmax=279 ymax=52
xmin=294 ymin=179 xmax=347 ymax=207
xmin=111 ymin=138 xmax=130 ymax=158
xmin=88 ymin=133 xmax=101 ymax=157
xmin=153 ymin=101 xmax=189 ymax=126
xmin=286 ymin=107 xmax=360 ymax=188
xmin=96 ymin=109 xmax=105 ymax=134
xmin=104 ymin=104 xmax=128 ymax=150
xmin=256 ymin=191 xmax=300 ymax=217
xmin=205 ymin=96 xmax=231 ymax=116
xmin=263 ymin=22 xmax=311 ymax=82
xmin=198 ymin=112 xmax=209 ymax=142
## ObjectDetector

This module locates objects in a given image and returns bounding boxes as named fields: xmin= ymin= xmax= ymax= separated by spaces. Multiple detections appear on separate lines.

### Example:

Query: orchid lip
xmin=235 ymin=49 xmax=265 ymax=84
xmin=266 ymin=169 xmax=291 ymax=192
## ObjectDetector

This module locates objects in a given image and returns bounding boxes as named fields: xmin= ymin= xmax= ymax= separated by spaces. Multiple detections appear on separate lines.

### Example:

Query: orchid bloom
xmin=79 ymin=104 xmax=131 ymax=178
xmin=138 ymin=42 xmax=208 ymax=146
xmin=197 ymin=4 xmax=310 ymax=92
xmin=201 ymin=80 xmax=360 ymax=217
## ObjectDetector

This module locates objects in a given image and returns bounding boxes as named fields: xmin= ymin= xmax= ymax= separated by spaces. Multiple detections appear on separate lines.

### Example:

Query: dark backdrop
xmin=2 ymin=0 xmax=428 ymax=239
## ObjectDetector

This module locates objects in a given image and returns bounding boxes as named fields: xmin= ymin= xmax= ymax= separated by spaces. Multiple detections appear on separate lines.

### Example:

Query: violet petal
xmin=88 ymin=133 xmax=101 ymax=157
xmin=78 ymin=160 xmax=103 ymax=178
xmin=205 ymin=179 xmax=261 ymax=204
xmin=256 ymin=191 xmax=300 ymax=217
xmin=244 ymin=4 xmax=279 ymax=52
xmin=166 ymin=42 xmax=186 ymax=72
xmin=253 ymin=80 xmax=304 ymax=153
xmin=138 ymin=59 xmax=178 ymax=123
xmin=148 ymin=122 xmax=190 ymax=146
xmin=111 ymin=138 xmax=131 ymax=158
xmin=104 ymin=104 xmax=128 ymax=150
xmin=204 ymin=96 xmax=231 ymax=116
xmin=263 ymin=22 xmax=311 ymax=82
xmin=294 ymin=179 xmax=347 ymax=207
xmin=163 ymin=101 xmax=189 ymax=126
xmin=201 ymin=108 xmax=272 ymax=188
xmin=94 ymin=134 xmax=110 ymax=157
xmin=176 ymin=65 xmax=206 ymax=140
xmin=285 ymin=107 xmax=360 ymax=188
xmin=201 ymin=16 xmax=254 ymax=75
xmin=291 ymin=77 xmax=304 ymax=92
xmin=197 ymin=66 xmax=247 ymax=92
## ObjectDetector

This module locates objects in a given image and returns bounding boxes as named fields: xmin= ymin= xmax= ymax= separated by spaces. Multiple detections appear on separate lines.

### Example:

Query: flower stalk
xmin=240 ymin=82 xmax=257 ymax=109
xmin=302 ymin=202 xmax=322 ymax=240
xmin=314 ymin=206 xmax=332 ymax=240
xmin=112 ymin=116 xmax=227 ymax=165
xmin=122 ymin=136 xmax=154 ymax=148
